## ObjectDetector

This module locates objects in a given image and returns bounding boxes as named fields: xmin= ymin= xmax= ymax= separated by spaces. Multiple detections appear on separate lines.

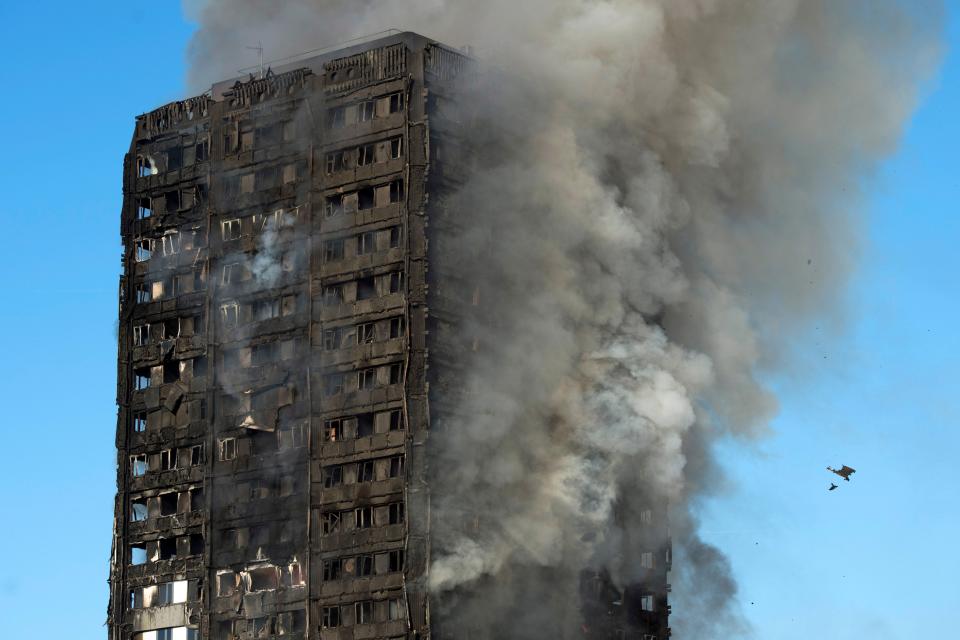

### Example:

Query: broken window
xmin=389 ymin=180 xmax=405 ymax=203
xmin=388 ymin=549 xmax=405 ymax=572
xmin=130 ymin=454 xmax=147 ymax=477
xmin=166 ymin=147 xmax=182 ymax=172
xmin=355 ymin=600 xmax=374 ymax=624
xmin=133 ymin=324 xmax=150 ymax=347
xmin=355 ymin=506 xmax=373 ymax=529
xmin=130 ymin=544 xmax=147 ymax=565
xmin=159 ymin=492 xmax=178 ymax=516
xmin=324 ymin=465 xmax=343 ymax=488
xmin=359 ymin=100 xmax=375 ymax=122
xmin=134 ymin=368 xmax=151 ymax=391
xmin=163 ymin=361 xmax=180 ymax=384
xmin=221 ymin=262 xmax=240 ymax=285
xmin=189 ymin=533 xmax=203 ymax=555
xmin=217 ymin=571 xmax=238 ymax=597
xmin=357 ymin=143 xmax=375 ymax=166
xmin=324 ymin=373 xmax=344 ymax=396
xmin=164 ymin=190 xmax=181 ymax=212
xmin=357 ymin=413 xmax=375 ymax=437
xmin=321 ymin=606 xmax=341 ymax=628
xmin=325 ymin=194 xmax=344 ymax=217
xmin=324 ymin=418 xmax=343 ymax=442
xmin=324 ymin=238 xmax=344 ymax=262
xmin=321 ymin=511 xmax=341 ymax=534
xmin=357 ymin=460 xmax=375 ymax=483
xmin=389 ymin=92 xmax=405 ymax=113
xmin=219 ymin=437 xmax=237 ymax=461
xmin=162 ymin=317 xmax=181 ymax=339
xmin=388 ymin=455 xmax=405 ymax=478
xmin=322 ymin=284 xmax=343 ymax=306
xmin=358 ymin=187 xmax=375 ymax=210
xmin=328 ymin=106 xmax=346 ymax=129
xmin=357 ymin=231 xmax=376 ymax=255
xmin=389 ymin=362 xmax=404 ymax=385
xmin=388 ymin=502 xmax=405 ymax=525
xmin=326 ymin=151 xmax=346 ymax=174
xmin=358 ymin=368 xmax=377 ymax=391
xmin=190 ymin=487 xmax=203 ymax=511
xmin=220 ymin=302 xmax=239 ymax=328
xmin=131 ymin=500 xmax=148 ymax=522
xmin=356 ymin=555 xmax=374 ymax=577
xmin=136 ymin=198 xmax=152 ymax=220
xmin=356 ymin=276 xmax=377 ymax=301
xmin=133 ymin=411 xmax=147 ymax=433
xmin=159 ymin=537 xmax=178 ymax=560
xmin=249 ymin=566 xmax=278 ymax=591
xmin=357 ymin=322 xmax=375 ymax=344
xmin=388 ymin=409 xmax=404 ymax=431
xmin=135 ymin=238 xmax=153 ymax=262
xmin=323 ymin=328 xmax=342 ymax=351
xmin=323 ymin=558 xmax=342 ymax=580
xmin=221 ymin=218 xmax=241 ymax=241
xmin=390 ymin=136 xmax=404 ymax=159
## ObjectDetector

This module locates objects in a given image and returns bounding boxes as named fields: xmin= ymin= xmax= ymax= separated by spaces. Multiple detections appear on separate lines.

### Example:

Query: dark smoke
xmin=182 ymin=1 xmax=942 ymax=637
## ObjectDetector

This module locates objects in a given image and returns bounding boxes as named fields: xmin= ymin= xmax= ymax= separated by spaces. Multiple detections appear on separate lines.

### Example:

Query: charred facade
xmin=109 ymin=31 xmax=669 ymax=640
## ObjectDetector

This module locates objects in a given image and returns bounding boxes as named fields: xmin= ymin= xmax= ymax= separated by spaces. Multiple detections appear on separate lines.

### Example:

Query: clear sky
xmin=0 ymin=3 xmax=956 ymax=638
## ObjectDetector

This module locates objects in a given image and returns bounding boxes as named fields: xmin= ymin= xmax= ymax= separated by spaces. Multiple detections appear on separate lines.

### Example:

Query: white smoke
xmin=183 ymin=1 xmax=942 ymax=637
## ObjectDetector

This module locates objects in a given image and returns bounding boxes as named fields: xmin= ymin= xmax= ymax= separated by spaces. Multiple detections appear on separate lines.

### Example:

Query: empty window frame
xmin=388 ymin=597 xmax=405 ymax=621
xmin=358 ymin=187 xmax=375 ymax=210
xmin=159 ymin=448 xmax=177 ymax=471
xmin=130 ymin=543 xmax=147 ymax=565
xmin=325 ymin=194 xmax=344 ymax=217
xmin=135 ymin=238 xmax=153 ymax=262
xmin=357 ymin=460 xmax=375 ymax=483
xmin=389 ymin=136 xmax=404 ymax=159
xmin=355 ymin=555 xmax=374 ymax=577
xmin=133 ymin=324 xmax=150 ymax=347
xmin=135 ymin=283 xmax=152 ymax=304
xmin=389 ymin=362 xmax=404 ymax=385
xmin=221 ymin=218 xmax=241 ymax=241
xmin=323 ymin=465 xmax=343 ymax=488
xmin=253 ymin=298 xmax=281 ymax=321
xmin=136 ymin=198 xmax=152 ymax=220
xmin=357 ymin=143 xmax=375 ymax=166
xmin=388 ymin=549 xmax=405 ymax=572
xmin=388 ymin=502 xmax=405 ymax=525
xmin=219 ymin=437 xmax=237 ymax=461
xmin=640 ymin=595 xmax=655 ymax=612
xmin=355 ymin=506 xmax=374 ymax=529
xmin=321 ymin=606 xmax=341 ymax=628
xmin=389 ymin=179 xmax=405 ymax=203
xmin=130 ymin=454 xmax=148 ymax=477
xmin=388 ymin=409 xmax=404 ymax=431
xmin=220 ymin=302 xmax=239 ymax=328
xmin=326 ymin=151 xmax=347 ymax=174
xmin=357 ymin=322 xmax=375 ymax=344
xmin=389 ymin=226 xmax=402 ymax=248
xmin=324 ymin=373 xmax=345 ymax=396
xmin=321 ymin=511 xmax=342 ymax=534
xmin=130 ymin=499 xmax=148 ymax=522
xmin=133 ymin=411 xmax=147 ymax=433
xmin=248 ymin=566 xmax=279 ymax=591
xmin=356 ymin=276 xmax=377 ymax=301
xmin=322 ymin=285 xmax=343 ymax=306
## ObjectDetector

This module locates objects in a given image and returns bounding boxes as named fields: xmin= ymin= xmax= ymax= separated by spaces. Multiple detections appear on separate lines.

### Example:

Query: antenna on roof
xmin=246 ymin=41 xmax=265 ymax=79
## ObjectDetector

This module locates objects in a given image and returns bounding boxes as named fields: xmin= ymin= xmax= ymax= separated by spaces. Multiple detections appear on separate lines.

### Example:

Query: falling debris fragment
xmin=829 ymin=483 xmax=838 ymax=491
xmin=827 ymin=465 xmax=857 ymax=481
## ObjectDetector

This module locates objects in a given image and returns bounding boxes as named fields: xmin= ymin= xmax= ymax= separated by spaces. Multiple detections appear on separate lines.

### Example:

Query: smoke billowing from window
xmin=185 ymin=1 xmax=941 ymax=637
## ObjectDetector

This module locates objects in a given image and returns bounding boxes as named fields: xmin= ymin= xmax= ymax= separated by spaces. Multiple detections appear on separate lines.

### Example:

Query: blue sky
xmin=0 ymin=3 xmax=957 ymax=638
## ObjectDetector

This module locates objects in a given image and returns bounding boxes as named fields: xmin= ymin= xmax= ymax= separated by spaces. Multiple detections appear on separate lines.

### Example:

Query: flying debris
xmin=829 ymin=483 xmax=838 ymax=491
xmin=827 ymin=465 xmax=856 ymax=481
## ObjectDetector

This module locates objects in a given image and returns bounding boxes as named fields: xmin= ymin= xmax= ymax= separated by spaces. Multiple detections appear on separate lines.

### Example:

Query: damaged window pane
xmin=328 ymin=106 xmax=346 ymax=129
xmin=130 ymin=454 xmax=147 ymax=477
xmin=357 ymin=322 xmax=375 ymax=344
xmin=325 ymin=194 xmax=344 ymax=218
xmin=221 ymin=218 xmax=241 ymax=241
xmin=137 ymin=198 xmax=152 ymax=220
xmin=135 ymin=238 xmax=153 ymax=262
xmin=131 ymin=500 xmax=148 ymax=522
xmin=389 ymin=362 xmax=404 ymax=385
xmin=388 ymin=455 xmax=405 ymax=478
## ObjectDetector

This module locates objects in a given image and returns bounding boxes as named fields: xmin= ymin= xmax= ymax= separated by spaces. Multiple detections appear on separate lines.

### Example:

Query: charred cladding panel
xmin=110 ymin=31 xmax=669 ymax=640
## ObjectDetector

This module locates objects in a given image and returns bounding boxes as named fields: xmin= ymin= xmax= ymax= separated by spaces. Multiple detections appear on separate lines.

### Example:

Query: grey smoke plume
xmin=184 ymin=1 xmax=942 ymax=637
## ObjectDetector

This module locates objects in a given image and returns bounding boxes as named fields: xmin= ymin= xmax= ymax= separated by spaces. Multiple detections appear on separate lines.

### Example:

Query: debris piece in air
xmin=827 ymin=465 xmax=856 ymax=481
xmin=829 ymin=483 xmax=838 ymax=491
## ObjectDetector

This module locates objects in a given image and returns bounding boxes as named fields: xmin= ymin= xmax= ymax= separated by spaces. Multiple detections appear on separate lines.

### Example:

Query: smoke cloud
xmin=183 ymin=1 xmax=942 ymax=637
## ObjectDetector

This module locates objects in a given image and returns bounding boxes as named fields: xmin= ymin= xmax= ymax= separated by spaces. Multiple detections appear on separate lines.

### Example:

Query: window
xmin=325 ymin=194 xmax=344 ymax=217
xmin=389 ymin=226 xmax=402 ymax=249
xmin=136 ymin=198 xmax=152 ymax=220
xmin=359 ymin=100 xmax=375 ymax=122
xmin=324 ymin=465 xmax=343 ymax=488
xmin=190 ymin=488 xmax=203 ymax=511
xmin=326 ymin=151 xmax=346 ymax=174
xmin=134 ymin=368 xmax=151 ymax=391
xmin=133 ymin=324 xmax=150 ymax=347
xmin=355 ymin=506 xmax=373 ymax=529
xmin=389 ymin=549 xmax=405 ymax=572
xmin=389 ymin=92 xmax=405 ymax=113
xmin=321 ymin=511 xmax=341 ymax=534
xmin=323 ymin=558 xmax=342 ymax=580
xmin=357 ymin=413 xmax=375 ymax=437
xmin=324 ymin=419 xmax=343 ymax=442
xmin=159 ymin=448 xmax=176 ymax=471
xmin=249 ymin=566 xmax=278 ymax=591
xmin=135 ymin=283 xmax=152 ymax=304
xmin=130 ymin=454 xmax=147 ymax=477
xmin=220 ymin=302 xmax=239 ymax=328
xmin=388 ymin=597 xmax=405 ymax=621
xmin=357 ymin=322 xmax=375 ymax=344
xmin=283 ymin=163 xmax=297 ymax=184
xmin=390 ymin=137 xmax=404 ymax=159
xmin=325 ymin=238 xmax=344 ymax=262
xmin=358 ymin=368 xmax=376 ymax=391
xmin=323 ymin=328 xmax=342 ymax=351
xmin=389 ymin=180 xmax=405 ymax=203
xmin=133 ymin=411 xmax=147 ymax=433
xmin=221 ymin=218 xmax=241 ymax=241
xmin=357 ymin=143 xmax=374 ymax=166
xmin=357 ymin=460 xmax=374 ymax=483
xmin=323 ymin=285 xmax=343 ymax=306
xmin=164 ymin=191 xmax=181 ymax=212
xmin=358 ymin=187 xmax=375 ymax=210
xmin=217 ymin=571 xmax=238 ymax=597
xmin=321 ymin=606 xmax=341 ymax=628
xmin=253 ymin=298 xmax=280 ymax=321
xmin=388 ymin=502 xmax=405 ymax=525
xmin=130 ymin=544 xmax=147 ymax=565
xmin=357 ymin=231 xmax=376 ymax=255
xmin=355 ymin=600 xmax=373 ymax=624
xmin=328 ymin=106 xmax=346 ymax=129
xmin=324 ymin=373 xmax=345 ymax=396
xmin=131 ymin=500 xmax=148 ymax=522
xmin=356 ymin=555 xmax=374 ymax=577
xmin=356 ymin=276 xmax=377 ymax=301
xmin=389 ymin=317 xmax=405 ymax=339
xmin=135 ymin=238 xmax=152 ymax=262
xmin=389 ymin=455 xmax=405 ymax=478
xmin=389 ymin=362 xmax=404 ymax=385
xmin=189 ymin=445 xmax=203 ymax=466
xmin=251 ymin=343 xmax=276 ymax=366
xmin=388 ymin=409 xmax=404 ymax=431
xmin=388 ymin=271 xmax=405 ymax=294
xmin=221 ymin=262 xmax=240 ymax=285
xmin=137 ymin=155 xmax=156 ymax=177
xmin=158 ymin=537 xmax=178 ymax=560
xmin=640 ymin=509 xmax=653 ymax=524
xmin=640 ymin=595 xmax=655 ymax=612
xmin=219 ymin=438 xmax=237 ymax=461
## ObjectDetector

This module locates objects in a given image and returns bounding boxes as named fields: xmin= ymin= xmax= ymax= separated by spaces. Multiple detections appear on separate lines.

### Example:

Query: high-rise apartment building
xmin=109 ymin=31 xmax=669 ymax=640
